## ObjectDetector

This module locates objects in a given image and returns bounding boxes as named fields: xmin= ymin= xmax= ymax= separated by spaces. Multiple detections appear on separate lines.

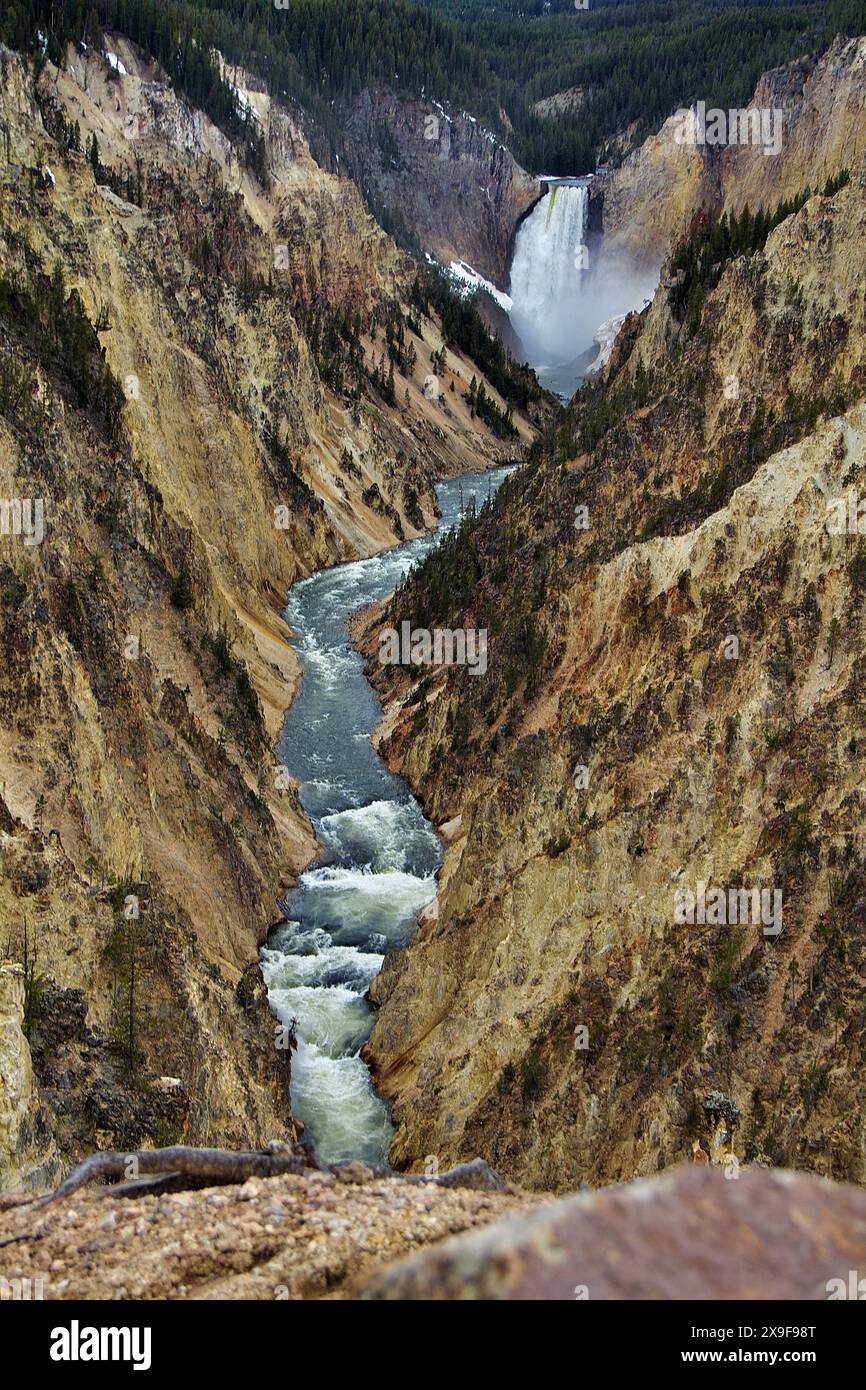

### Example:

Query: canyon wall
xmin=342 ymin=89 xmax=541 ymax=287
xmin=0 ymin=39 xmax=534 ymax=1185
xmin=592 ymin=36 xmax=866 ymax=276
xmin=360 ymin=101 xmax=866 ymax=1191
xmin=0 ymin=964 xmax=58 ymax=1190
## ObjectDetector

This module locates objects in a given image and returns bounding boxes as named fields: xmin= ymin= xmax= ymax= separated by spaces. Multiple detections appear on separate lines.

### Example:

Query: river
xmin=261 ymin=465 xmax=514 ymax=1164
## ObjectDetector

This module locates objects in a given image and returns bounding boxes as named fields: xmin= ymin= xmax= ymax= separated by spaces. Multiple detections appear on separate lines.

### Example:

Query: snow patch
xmin=448 ymin=260 xmax=513 ymax=312
xmin=586 ymin=313 xmax=628 ymax=375
xmin=230 ymin=82 xmax=262 ymax=124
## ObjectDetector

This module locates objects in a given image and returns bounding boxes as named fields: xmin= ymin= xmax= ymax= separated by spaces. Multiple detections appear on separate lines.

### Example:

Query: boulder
xmin=359 ymin=1164 xmax=866 ymax=1299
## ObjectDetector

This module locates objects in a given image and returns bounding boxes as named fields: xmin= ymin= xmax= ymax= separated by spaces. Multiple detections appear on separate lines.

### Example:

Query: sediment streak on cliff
xmin=359 ymin=58 xmax=866 ymax=1191
xmin=0 ymin=36 xmax=537 ymax=1185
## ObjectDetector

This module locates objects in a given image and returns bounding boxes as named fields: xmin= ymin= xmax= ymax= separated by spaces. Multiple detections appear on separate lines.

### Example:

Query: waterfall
xmin=508 ymin=178 xmax=591 ymax=393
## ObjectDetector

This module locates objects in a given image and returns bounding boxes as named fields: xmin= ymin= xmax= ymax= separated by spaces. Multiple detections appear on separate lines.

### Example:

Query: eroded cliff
xmin=0 ymin=37 xmax=537 ymax=1185
xmin=360 ymin=128 xmax=866 ymax=1191
xmin=592 ymin=36 xmax=866 ymax=279
xmin=342 ymin=89 xmax=541 ymax=287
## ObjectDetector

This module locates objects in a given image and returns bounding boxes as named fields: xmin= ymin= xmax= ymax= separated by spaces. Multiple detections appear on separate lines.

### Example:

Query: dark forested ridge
xmin=3 ymin=1 xmax=865 ymax=176
xmin=427 ymin=0 xmax=866 ymax=173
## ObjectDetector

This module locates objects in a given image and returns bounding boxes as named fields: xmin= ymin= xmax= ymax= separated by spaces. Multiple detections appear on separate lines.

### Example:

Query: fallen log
xmin=27 ymin=1141 xmax=505 ymax=1205
xmin=36 ymin=1141 xmax=319 ymax=1205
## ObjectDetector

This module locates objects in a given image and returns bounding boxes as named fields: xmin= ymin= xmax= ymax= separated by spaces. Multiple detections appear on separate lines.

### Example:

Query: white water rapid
xmin=262 ymin=467 xmax=514 ymax=1165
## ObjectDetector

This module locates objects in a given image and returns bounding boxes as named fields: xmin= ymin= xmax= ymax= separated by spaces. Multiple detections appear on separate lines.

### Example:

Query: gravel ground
xmin=0 ymin=1166 xmax=543 ymax=1300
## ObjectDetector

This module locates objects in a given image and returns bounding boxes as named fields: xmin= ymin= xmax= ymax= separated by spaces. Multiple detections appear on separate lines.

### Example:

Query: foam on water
xmin=289 ymin=1042 xmax=394 ymax=1164
xmin=262 ymin=927 xmax=382 ymax=991
xmin=265 ymin=466 xmax=514 ymax=1163
xmin=269 ymin=984 xmax=372 ymax=1055
xmin=319 ymin=798 xmax=441 ymax=873
xmin=290 ymin=866 xmax=436 ymax=945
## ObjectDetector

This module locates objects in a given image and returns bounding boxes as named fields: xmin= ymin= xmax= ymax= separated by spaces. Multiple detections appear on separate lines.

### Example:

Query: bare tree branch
xmin=23 ymin=1142 xmax=504 ymax=1206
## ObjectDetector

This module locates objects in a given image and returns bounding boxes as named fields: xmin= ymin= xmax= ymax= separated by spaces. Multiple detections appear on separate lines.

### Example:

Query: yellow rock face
xmin=593 ymin=37 xmax=866 ymax=278
xmin=0 ymin=41 xmax=535 ymax=1176
xmin=361 ymin=142 xmax=866 ymax=1190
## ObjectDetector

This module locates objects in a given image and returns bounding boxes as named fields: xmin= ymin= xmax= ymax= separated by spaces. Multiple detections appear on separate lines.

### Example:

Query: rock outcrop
xmin=360 ymin=1164 xmax=866 ymax=1300
xmin=343 ymin=89 xmax=541 ymax=287
xmin=0 ymin=965 xmax=57 ymax=1192
xmin=3 ymin=1158 xmax=865 ymax=1300
xmin=590 ymin=113 xmax=718 ymax=274
xmin=0 ymin=1157 xmax=542 ymax=1299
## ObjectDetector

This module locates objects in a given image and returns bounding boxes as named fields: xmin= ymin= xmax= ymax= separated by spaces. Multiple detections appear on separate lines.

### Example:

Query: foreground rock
xmin=359 ymin=1165 xmax=866 ymax=1300
xmin=5 ymin=1162 xmax=864 ymax=1300
xmin=0 ymin=1164 xmax=539 ymax=1300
